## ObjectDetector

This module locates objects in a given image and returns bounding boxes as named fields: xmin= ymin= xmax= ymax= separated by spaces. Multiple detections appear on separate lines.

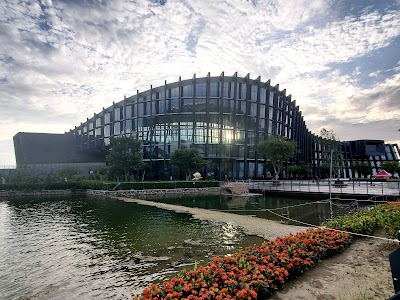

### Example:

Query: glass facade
xmin=71 ymin=73 xmax=400 ymax=180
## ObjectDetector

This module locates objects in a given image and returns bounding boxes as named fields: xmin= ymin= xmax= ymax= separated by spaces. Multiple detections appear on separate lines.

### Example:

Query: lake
xmin=0 ymin=195 xmax=263 ymax=300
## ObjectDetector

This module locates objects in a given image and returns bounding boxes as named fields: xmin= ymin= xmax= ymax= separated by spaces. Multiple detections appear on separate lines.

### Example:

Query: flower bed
xmin=324 ymin=200 xmax=400 ymax=238
xmin=133 ymin=228 xmax=351 ymax=300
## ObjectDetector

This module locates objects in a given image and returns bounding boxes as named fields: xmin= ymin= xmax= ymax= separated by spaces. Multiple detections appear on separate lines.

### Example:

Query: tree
xmin=318 ymin=128 xmax=342 ymax=178
xmin=106 ymin=136 xmax=144 ymax=181
xmin=319 ymin=163 xmax=331 ymax=178
xmin=170 ymin=148 xmax=207 ymax=180
xmin=258 ymin=136 xmax=297 ymax=179
xmin=288 ymin=164 xmax=310 ymax=179
xmin=380 ymin=161 xmax=400 ymax=174
xmin=350 ymin=161 xmax=371 ymax=178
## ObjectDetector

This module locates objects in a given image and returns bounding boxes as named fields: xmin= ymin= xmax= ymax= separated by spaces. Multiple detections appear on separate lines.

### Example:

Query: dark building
xmin=13 ymin=132 xmax=104 ymax=164
xmin=13 ymin=72 xmax=400 ymax=180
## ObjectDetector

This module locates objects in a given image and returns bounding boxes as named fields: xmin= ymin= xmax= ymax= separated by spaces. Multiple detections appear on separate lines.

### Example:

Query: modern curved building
xmin=14 ymin=72 xmax=400 ymax=180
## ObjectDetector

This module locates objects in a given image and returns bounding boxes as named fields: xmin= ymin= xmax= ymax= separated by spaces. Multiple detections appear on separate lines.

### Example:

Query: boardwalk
xmin=245 ymin=180 xmax=400 ymax=197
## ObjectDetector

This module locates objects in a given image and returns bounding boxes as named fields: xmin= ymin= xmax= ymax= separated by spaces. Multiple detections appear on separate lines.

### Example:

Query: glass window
xmin=114 ymin=108 xmax=120 ymax=121
xmin=223 ymin=99 xmax=231 ymax=112
xmin=222 ymin=129 xmax=234 ymax=143
xmin=182 ymin=98 xmax=193 ymax=112
xmin=241 ymin=84 xmax=246 ymax=99
xmin=210 ymin=82 xmax=219 ymax=97
xmin=260 ymin=104 xmax=265 ymax=118
xmin=393 ymin=146 xmax=400 ymax=160
xmin=278 ymin=97 xmax=283 ymax=109
xmin=95 ymin=128 xmax=101 ymax=136
xmin=114 ymin=122 xmax=121 ymax=135
xmin=223 ymin=82 xmax=230 ymax=98
xmin=95 ymin=118 xmax=102 ymax=127
xmin=194 ymin=98 xmax=207 ymax=112
xmin=251 ymin=85 xmax=257 ymax=101
xmin=170 ymin=87 xmax=179 ymax=98
xmin=236 ymin=100 xmax=245 ymax=114
xmin=183 ymin=85 xmax=193 ymax=97
xmin=152 ymin=101 xmax=157 ymax=115
xmin=126 ymin=120 xmax=132 ymax=133
xmin=171 ymin=99 xmax=179 ymax=112
xmin=104 ymin=125 xmax=110 ymax=137
xmin=209 ymin=98 xmax=219 ymax=110
xmin=269 ymin=91 xmax=274 ymax=106
xmin=83 ymin=126 xmax=87 ymax=133
xmin=89 ymin=122 xmax=94 ymax=130
xmin=126 ymin=105 xmax=132 ymax=119
xmin=260 ymin=88 xmax=266 ymax=104
xmin=195 ymin=83 xmax=207 ymax=97
xmin=138 ymin=103 xmax=144 ymax=116
xmin=159 ymin=100 xmax=165 ymax=114
xmin=269 ymin=107 xmax=274 ymax=119
xmin=250 ymin=103 xmax=257 ymax=116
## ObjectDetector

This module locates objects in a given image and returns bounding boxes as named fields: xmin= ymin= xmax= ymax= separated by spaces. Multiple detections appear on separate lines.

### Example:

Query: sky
xmin=0 ymin=0 xmax=399 ymax=167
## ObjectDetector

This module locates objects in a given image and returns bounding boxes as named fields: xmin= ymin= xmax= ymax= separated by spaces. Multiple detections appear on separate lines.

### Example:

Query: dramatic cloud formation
xmin=0 ymin=0 xmax=399 ymax=166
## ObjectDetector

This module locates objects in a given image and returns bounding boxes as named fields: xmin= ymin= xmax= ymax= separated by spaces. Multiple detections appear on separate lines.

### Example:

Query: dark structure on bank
xmin=13 ymin=72 xmax=400 ymax=180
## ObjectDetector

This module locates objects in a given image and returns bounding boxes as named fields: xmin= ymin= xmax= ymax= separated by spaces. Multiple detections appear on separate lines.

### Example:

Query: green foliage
xmin=373 ymin=201 xmax=400 ymax=238
xmin=57 ymin=167 xmax=80 ymax=180
xmin=318 ymin=128 xmax=342 ymax=177
xmin=288 ymin=164 xmax=310 ymax=178
xmin=324 ymin=210 xmax=377 ymax=235
xmin=258 ymin=136 xmax=297 ymax=179
xmin=350 ymin=161 xmax=371 ymax=178
xmin=170 ymin=148 xmax=207 ymax=180
xmin=319 ymin=163 xmax=331 ymax=178
xmin=324 ymin=200 xmax=400 ymax=238
xmin=106 ymin=136 xmax=144 ymax=181
xmin=380 ymin=161 xmax=400 ymax=174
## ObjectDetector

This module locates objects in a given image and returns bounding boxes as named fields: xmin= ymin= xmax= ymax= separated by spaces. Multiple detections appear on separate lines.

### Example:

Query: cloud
xmin=0 ymin=0 xmax=399 ymax=165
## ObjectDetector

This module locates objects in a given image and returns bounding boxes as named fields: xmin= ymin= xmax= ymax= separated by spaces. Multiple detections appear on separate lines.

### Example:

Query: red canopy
xmin=372 ymin=170 xmax=392 ymax=179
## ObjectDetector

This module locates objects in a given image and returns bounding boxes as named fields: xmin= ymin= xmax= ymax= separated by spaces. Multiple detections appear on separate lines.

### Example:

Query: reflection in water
xmin=225 ymin=196 xmax=248 ymax=209
xmin=0 ymin=196 xmax=263 ymax=300
xmin=151 ymin=193 xmax=334 ymax=226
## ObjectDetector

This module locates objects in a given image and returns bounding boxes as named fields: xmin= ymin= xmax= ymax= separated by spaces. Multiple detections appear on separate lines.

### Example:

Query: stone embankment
xmin=0 ymin=189 xmax=73 ymax=198
xmin=87 ymin=187 xmax=220 ymax=199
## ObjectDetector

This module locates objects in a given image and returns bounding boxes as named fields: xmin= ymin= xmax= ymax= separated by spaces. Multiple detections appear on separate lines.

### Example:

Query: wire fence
xmin=219 ymin=196 xmax=391 ymax=226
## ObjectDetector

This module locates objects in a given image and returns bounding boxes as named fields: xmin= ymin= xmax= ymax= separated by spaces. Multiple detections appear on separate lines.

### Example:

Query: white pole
xmin=329 ymin=148 xmax=333 ymax=199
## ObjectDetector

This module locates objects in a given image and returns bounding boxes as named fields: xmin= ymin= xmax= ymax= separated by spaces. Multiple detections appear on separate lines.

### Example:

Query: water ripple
xmin=0 ymin=196 xmax=263 ymax=300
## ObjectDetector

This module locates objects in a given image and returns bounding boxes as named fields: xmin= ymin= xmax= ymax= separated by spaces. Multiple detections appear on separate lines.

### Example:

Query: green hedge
xmin=0 ymin=180 xmax=219 ymax=192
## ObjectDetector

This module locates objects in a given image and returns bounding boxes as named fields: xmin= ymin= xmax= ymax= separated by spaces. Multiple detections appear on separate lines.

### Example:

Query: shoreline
xmin=113 ymin=196 xmax=310 ymax=240
xmin=113 ymin=196 xmax=397 ymax=299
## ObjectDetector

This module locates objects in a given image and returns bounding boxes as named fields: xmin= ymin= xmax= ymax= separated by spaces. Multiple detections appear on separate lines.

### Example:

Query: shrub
xmin=324 ymin=200 xmax=400 ymax=239
xmin=133 ymin=228 xmax=351 ymax=300
xmin=324 ymin=209 xmax=376 ymax=235
xmin=373 ymin=201 xmax=400 ymax=238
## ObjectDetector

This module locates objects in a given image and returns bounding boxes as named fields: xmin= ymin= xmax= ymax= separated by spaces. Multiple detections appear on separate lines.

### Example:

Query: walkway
xmin=245 ymin=180 xmax=400 ymax=197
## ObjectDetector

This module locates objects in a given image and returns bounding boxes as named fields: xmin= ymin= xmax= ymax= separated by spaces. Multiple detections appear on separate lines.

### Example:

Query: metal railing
xmin=241 ymin=180 xmax=400 ymax=197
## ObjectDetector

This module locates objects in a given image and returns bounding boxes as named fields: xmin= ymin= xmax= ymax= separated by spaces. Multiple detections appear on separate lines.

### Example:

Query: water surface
xmin=0 ymin=195 xmax=262 ymax=300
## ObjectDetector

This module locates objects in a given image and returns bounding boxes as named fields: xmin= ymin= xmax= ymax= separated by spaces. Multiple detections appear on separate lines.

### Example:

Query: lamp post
xmin=329 ymin=148 xmax=333 ymax=199
xmin=329 ymin=148 xmax=333 ymax=219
